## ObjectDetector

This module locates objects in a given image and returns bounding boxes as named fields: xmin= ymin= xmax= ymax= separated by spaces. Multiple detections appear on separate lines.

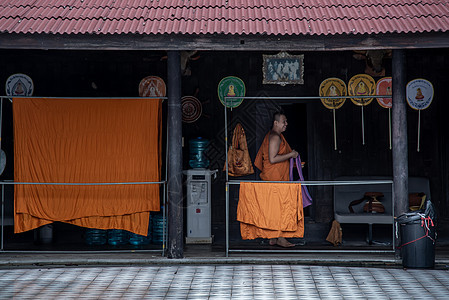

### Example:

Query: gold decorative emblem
xmin=348 ymin=74 xmax=376 ymax=106
xmin=319 ymin=78 xmax=347 ymax=109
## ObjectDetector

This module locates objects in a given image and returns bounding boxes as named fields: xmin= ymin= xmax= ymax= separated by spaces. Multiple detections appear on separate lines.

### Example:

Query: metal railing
xmin=223 ymin=96 xmax=395 ymax=256
xmin=0 ymin=95 xmax=168 ymax=255
xmin=1 ymin=180 xmax=167 ymax=255
xmin=225 ymin=179 xmax=395 ymax=256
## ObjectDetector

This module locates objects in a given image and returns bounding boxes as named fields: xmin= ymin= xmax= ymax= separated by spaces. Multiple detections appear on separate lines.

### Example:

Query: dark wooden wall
xmin=182 ymin=49 xmax=449 ymax=227
xmin=0 ymin=49 xmax=447 ymax=234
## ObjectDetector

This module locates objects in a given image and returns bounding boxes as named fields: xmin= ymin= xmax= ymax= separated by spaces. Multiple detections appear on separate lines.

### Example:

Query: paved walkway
xmin=0 ymin=264 xmax=448 ymax=299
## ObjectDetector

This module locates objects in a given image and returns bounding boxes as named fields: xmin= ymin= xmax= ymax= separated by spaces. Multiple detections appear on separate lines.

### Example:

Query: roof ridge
xmin=2 ymin=2 xmax=449 ymax=9
xmin=2 ymin=3 xmax=448 ymax=20
xmin=4 ymin=14 xmax=449 ymax=22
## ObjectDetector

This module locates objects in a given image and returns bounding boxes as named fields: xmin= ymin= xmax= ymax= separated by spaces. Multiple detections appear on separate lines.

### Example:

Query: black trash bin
xmin=397 ymin=200 xmax=436 ymax=268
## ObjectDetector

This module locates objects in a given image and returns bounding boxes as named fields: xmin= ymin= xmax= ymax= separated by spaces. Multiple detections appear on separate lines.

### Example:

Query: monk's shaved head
xmin=272 ymin=111 xmax=285 ymax=124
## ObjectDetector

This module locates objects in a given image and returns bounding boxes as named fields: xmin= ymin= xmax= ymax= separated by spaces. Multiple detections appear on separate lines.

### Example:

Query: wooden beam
xmin=1 ymin=32 xmax=449 ymax=51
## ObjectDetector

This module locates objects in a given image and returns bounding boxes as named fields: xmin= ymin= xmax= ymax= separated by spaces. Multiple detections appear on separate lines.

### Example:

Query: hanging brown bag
xmin=223 ymin=123 xmax=254 ymax=177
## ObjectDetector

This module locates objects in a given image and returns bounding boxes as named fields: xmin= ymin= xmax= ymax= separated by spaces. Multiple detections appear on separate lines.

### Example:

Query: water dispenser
xmin=184 ymin=169 xmax=217 ymax=244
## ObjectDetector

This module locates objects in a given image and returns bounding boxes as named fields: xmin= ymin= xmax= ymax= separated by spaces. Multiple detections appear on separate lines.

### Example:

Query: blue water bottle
xmin=189 ymin=137 xmax=210 ymax=168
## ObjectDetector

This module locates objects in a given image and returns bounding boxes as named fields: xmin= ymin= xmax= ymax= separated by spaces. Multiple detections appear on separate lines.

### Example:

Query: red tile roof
xmin=1 ymin=0 xmax=448 ymax=36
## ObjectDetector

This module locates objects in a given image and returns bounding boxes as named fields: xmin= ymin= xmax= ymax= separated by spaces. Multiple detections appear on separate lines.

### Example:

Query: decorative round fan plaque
xmin=182 ymin=96 xmax=202 ymax=123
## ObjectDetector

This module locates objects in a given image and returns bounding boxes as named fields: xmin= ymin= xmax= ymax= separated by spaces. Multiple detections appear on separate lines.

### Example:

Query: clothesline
xmin=228 ymin=180 xmax=393 ymax=186
xmin=224 ymin=95 xmax=392 ymax=100
xmin=0 ymin=96 xmax=167 ymax=101
xmin=0 ymin=181 xmax=165 ymax=185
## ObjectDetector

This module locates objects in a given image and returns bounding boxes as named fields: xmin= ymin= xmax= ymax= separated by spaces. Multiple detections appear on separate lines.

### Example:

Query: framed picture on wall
xmin=262 ymin=52 xmax=304 ymax=86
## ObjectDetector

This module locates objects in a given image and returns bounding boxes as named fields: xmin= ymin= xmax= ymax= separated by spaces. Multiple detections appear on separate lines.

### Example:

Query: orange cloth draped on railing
xmin=13 ymin=97 xmax=162 ymax=236
xmin=237 ymin=182 xmax=304 ymax=239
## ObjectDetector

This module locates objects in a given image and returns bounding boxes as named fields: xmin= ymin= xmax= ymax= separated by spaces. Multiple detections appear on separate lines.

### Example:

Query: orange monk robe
xmin=13 ymin=97 xmax=162 ymax=236
xmin=237 ymin=182 xmax=303 ymax=239
xmin=237 ymin=132 xmax=304 ymax=239
xmin=254 ymin=133 xmax=291 ymax=181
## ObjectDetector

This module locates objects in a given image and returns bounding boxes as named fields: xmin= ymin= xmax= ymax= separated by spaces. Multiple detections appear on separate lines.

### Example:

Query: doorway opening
xmin=281 ymin=103 xmax=311 ymax=218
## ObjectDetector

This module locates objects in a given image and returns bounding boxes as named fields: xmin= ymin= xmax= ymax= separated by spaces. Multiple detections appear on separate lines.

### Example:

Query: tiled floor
xmin=0 ymin=265 xmax=448 ymax=299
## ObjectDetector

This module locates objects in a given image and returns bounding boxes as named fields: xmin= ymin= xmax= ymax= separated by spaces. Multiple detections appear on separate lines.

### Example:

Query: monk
xmin=254 ymin=112 xmax=299 ymax=247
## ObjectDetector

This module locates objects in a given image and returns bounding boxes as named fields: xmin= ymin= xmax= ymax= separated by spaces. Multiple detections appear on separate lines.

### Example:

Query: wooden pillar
xmin=167 ymin=51 xmax=184 ymax=259
xmin=392 ymin=49 xmax=408 ymax=258
xmin=392 ymin=49 xmax=409 ymax=218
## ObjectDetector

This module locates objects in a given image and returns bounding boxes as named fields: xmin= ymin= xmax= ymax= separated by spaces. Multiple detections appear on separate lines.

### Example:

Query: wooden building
xmin=0 ymin=1 xmax=449 ymax=257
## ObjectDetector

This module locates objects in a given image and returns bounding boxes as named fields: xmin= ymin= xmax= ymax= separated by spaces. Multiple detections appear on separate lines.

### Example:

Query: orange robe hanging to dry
xmin=237 ymin=132 xmax=304 ymax=239
xmin=13 ymin=97 xmax=162 ymax=236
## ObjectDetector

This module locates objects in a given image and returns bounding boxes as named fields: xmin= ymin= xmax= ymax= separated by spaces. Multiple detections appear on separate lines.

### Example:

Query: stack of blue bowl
xmin=152 ymin=213 xmax=165 ymax=245
xmin=85 ymin=228 xmax=108 ymax=245
xmin=107 ymin=229 xmax=129 ymax=246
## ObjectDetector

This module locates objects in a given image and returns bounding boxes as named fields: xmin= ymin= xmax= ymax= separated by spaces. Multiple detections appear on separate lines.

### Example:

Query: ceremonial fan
xmin=319 ymin=78 xmax=347 ymax=150
xmin=348 ymin=74 xmax=376 ymax=145
xmin=376 ymin=77 xmax=393 ymax=149
xmin=138 ymin=76 xmax=166 ymax=98
xmin=406 ymin=79 xmax=434 ymax=152
xmin=217 ymin=76 xmax=246 ymax=110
